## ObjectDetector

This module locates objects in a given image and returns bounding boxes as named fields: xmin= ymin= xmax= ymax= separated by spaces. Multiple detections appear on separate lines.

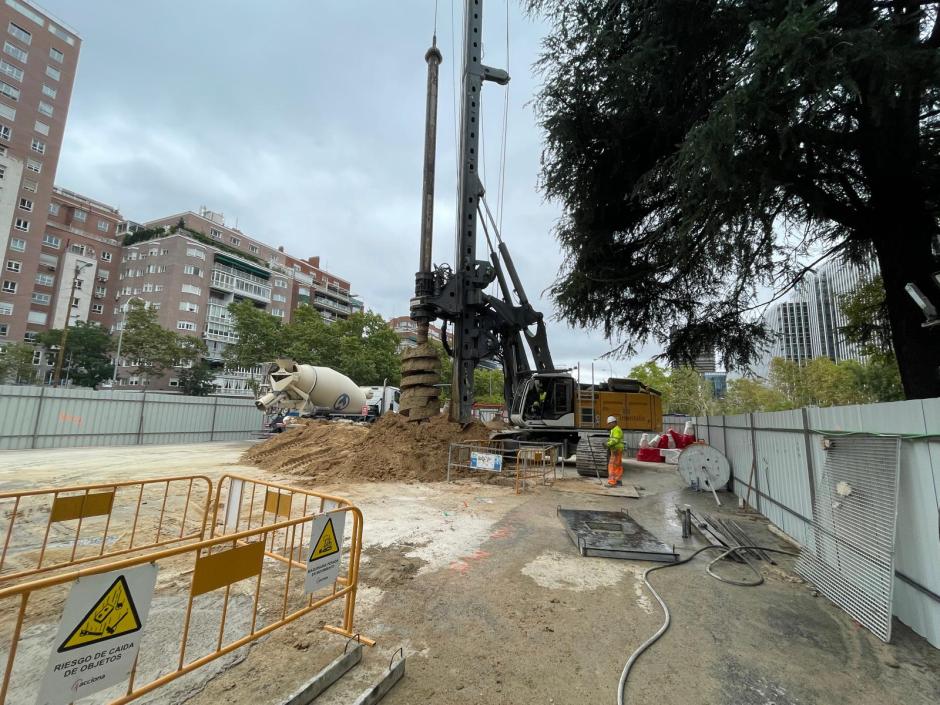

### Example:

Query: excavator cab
xmin=511 ymin=373 xmax=576 ymax=427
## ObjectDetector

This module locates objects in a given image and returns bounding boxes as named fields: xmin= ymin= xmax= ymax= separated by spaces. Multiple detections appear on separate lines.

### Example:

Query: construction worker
xmin=605 ymin=415 xmax=624 ymax=487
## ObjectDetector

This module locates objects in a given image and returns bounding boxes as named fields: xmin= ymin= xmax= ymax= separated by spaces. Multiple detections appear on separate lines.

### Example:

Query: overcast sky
xmin=40 ymin=0 xmax=661 ymax=380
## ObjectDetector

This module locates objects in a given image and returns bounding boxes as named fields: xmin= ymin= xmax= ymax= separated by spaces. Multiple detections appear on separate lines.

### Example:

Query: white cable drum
xmin=677 ymin=444 xmax=731 ymax=490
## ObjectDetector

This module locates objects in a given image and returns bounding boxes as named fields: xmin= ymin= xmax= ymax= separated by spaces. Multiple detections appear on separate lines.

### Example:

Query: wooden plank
xmin=551 ymin=479 xmax=640 ymax=499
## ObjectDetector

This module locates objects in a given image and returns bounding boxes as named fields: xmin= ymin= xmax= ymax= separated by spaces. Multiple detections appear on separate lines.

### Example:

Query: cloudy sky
xmin=40 ymin=0 xmax=660 ymax=380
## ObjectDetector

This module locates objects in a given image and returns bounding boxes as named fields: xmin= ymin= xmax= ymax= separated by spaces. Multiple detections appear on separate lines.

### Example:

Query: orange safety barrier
xmin=0 ymin=479 xmax=367 ymax=704
xmin=0 ymin=476 xmax=213 ymax=584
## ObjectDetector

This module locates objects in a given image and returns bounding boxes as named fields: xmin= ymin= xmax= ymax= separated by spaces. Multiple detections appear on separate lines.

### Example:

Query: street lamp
xmin=52 ymin=261 xmax=93 ymax=386
xmin=112 ymin=296 xmax=146 ymax=383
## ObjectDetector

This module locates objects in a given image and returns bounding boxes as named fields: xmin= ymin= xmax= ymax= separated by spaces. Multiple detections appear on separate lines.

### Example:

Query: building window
xmin=94 ymin=286 xmax=105 ymax=297
xmin=33 ymin=119 xmax=48 ymax=135
xmin=275 ymin=279 xmax=287 ymax=288
xmin=179 ymin=302 xmax=199 ymax=313
xmin=168 ymin=378 xmax=179 ymax=388
xmin=71 ymin=296 xmax=79 ymax=308
xmin=230 ymin=237 xmax=240 ymax=246
xmin=41 ymin=83 xmax=55 ymax=99
xmin=0 ymin=124 xmax=9 ymax=141
xmin=49 ymin=47 xmax=63 ymax=63
xmin=91 ymin=303 xmax=103 ymax=314
xmin=7 ymin=22 xmax=30 ymax=45
xmin=5 ymin=260 xmax=20 ymax=272
xmin=183 ymin=265 xmax=202 ymax=276
xmin=248 ymin=245 xmax=259 ymax=254
xmin=0 ymin=302 xmax=11 ymax=315
xmin=128 ymin=377 xmax=139 ymax=386
xmin=73 ymin=208 xmax=86 ymax=222
xmin=272 ymin=294 xmax=286 ymax=302
xmin=34 ymin=273 xmax=52 ymax=286
xmin=141 ymin=283 xmax=153 ymax=293
xmin=25 ymin=158 xmax=40 ymax=172
xmin=44 ymin=65 xmax=59 ymax=81
xmin=0 ymin=164 xmax=4 ymax=179
xmin=181 ymin=284 xmax=202 ymax=295
xmin=96 ymin=220 xmax=109 ymax=232
xmin=2 ymin=41 xmax=26 ymax=63
xmin=9 ymin=238 xmax=24 ymax=252
xmin=209 ymin=227 xmax=222 ymax=239
xmin=0 ymin=103 xmax=12 ymax=120
xmin=27 ymin=310 xmax=45 ymax=325
xmin=101 ymin=251 xmax=111 ymax=262
xmin=154 ymin=284 xmax=164 ymax=292
xmin=48 ymin=202 xmax=59 ymax=216
xmin=271 ymin=308 xmax=285 ymax=318
xmin=0 ymin=323 xmax=6 ymax=335
xmin=42 ymin=234 xmax=60 ymax=248
xmin=177 ymin=321 xmax=196 ymax=331
xmin=2 ymin=281 xmax=16 ymax=293
xmin=0 ymin=59 xmax=22 ymax=81
xmin=22 ymin=178 xmax=36 ymax=192
xmin=69 ymin=243 xmax=85 ymax=255
xmin=73 ymin=278 xmax=82 ymax=289
xmin=17 ymin=197 xmax=31 ymax=211
xmin=48 ymin=24 xmax=75 ymax=46
xmin=29 ymin=137 xmax=43 ymax=154
xmin=186 ymin=247 xmax=205 ymax=260
xmin=13 ymin=218 xmax=28 ymax=231
xmin=37 ymin=101 xmax=52 ymax=117
xmin=30 ymin=292 xmax=49 ymax=304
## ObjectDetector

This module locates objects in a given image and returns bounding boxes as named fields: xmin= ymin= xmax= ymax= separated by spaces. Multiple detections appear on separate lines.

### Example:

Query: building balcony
xmin=313 ymin=296 xmax=351 ymax=314
xmin=210 ymin=265 xmax=271 ymax=302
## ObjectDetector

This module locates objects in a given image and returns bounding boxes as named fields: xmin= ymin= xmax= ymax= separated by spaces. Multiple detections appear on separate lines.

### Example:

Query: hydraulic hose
xmin=617 ymin=544 xmax=800 ymax=705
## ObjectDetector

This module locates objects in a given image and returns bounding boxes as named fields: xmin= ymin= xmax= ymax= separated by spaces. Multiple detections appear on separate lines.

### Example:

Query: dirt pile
xmin=242 ymin=413 xmax=489 ymax=482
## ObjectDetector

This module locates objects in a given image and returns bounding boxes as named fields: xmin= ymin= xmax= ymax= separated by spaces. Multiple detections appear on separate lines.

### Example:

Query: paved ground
xmin=0 ymin=442 xmax=938 ymax=704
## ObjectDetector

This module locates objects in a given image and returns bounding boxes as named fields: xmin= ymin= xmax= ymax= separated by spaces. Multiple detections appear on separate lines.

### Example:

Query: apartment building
xmin=110 ymin=209 xmax=363 ymax=392
xmin=0 ymin=0 xmax=79 ymax=344
xmin=389 ymin=315 xmax=442 ymax=352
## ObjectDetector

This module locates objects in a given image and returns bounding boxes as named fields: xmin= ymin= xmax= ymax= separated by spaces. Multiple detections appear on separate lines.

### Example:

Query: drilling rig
xmin=400 ymin=1 xmax=662 ymax=463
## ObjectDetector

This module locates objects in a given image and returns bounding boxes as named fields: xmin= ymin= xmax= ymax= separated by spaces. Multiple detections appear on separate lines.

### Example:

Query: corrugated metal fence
xmin=0 ymin=385 xmax=264 ymax=449
xmin=666 ymin=398 xmax=940 ymax=648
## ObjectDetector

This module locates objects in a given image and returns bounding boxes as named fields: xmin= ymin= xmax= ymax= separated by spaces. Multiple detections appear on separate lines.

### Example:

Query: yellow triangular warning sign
xmin=309 ymin=517 xmax=340 ymax=561
xmin=58 ymin=575 xmax=142 ymax=652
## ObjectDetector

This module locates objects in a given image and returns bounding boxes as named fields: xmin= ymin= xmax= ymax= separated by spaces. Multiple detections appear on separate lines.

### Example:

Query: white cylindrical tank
xmin=265 ymin=359 xmax=367 ymax=414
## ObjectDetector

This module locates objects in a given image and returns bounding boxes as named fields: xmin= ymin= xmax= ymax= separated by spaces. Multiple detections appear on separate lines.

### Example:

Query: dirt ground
xmin=1 ymin=442 xmax=938 ymax=705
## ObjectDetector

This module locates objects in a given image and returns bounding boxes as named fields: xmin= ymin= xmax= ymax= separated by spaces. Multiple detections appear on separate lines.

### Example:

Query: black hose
xmin=617 ymin=544 xmax=800 ymax=705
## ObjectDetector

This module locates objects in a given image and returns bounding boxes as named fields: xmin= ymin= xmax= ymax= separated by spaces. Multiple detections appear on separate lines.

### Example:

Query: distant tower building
xmin=806 ymin=254 xmax=880 ymax=364
xmin=668 ymin=326 xmax=717 ymax=373
xmin=765 ymin=300 xmax=814 ymax=364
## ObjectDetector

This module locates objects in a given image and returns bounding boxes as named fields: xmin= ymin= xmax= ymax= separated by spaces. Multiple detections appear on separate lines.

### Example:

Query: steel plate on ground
xmin=558 ymin=508 xmax=678 ymax=562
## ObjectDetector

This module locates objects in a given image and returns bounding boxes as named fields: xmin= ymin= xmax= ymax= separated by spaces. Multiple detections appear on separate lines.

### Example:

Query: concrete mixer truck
xmin=255 ymin=359 xmax=400 ymax=421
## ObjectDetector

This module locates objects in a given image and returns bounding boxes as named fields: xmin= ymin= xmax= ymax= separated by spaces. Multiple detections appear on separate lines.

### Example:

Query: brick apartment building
xmin=388 ymin=315 xmax=442 ymax=353
xmin=110 ymin=208 xmax=363 ymax=393
xmin=0 ymin=0 xmax=80 ymax=345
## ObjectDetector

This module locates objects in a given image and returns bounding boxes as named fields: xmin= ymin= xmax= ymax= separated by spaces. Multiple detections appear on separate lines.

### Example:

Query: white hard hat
xmin=606 ymin=415 xmax=617 ymax=423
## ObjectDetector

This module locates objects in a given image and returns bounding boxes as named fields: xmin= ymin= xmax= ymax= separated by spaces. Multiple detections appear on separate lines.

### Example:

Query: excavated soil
xmin=242 ymin=413 xmax=489 ymax=482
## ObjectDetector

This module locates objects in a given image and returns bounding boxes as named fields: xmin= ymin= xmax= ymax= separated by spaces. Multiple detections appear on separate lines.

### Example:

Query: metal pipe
xmin=415 ymin=36 xmax=442 ymax=344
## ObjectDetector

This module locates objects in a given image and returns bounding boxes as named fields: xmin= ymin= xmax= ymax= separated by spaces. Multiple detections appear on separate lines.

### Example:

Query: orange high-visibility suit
xmin=606 ymin=424 xmax=624 ymax=487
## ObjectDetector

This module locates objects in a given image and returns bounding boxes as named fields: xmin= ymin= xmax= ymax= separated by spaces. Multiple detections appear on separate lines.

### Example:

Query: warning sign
xmin=37 ymin=565 xmax=157 ymax=705
xmin=58 ymin=575 xmax=142 ymax=651
xmin=305 ymin=510 xmax=346 ymax=593
xmin=309 ymin=517 xmax=340 ymax=561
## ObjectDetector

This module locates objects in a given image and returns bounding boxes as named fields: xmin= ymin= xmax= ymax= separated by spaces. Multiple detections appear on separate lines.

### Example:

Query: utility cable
xmin=617 ymin=544 xmax=800 ymax=705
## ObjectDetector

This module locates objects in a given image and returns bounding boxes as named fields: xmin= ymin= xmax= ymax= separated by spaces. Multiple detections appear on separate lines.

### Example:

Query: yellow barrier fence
xmin=0 ymin=476 xmax=367 ymax=704
xmin=0 ymin=476 xmax=213 ymax=584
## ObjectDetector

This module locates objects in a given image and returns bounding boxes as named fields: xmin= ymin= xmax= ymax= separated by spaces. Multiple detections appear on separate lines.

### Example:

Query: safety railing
xmin=208 ymin=474 xmax=367 ymax=642
xmin=0 ymin=476 xmax=213 ymax=584
xmin=447 ymin=440 xmax=562 ymax=494
xmin=0 ymin=493 xmax=366 ymax=704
